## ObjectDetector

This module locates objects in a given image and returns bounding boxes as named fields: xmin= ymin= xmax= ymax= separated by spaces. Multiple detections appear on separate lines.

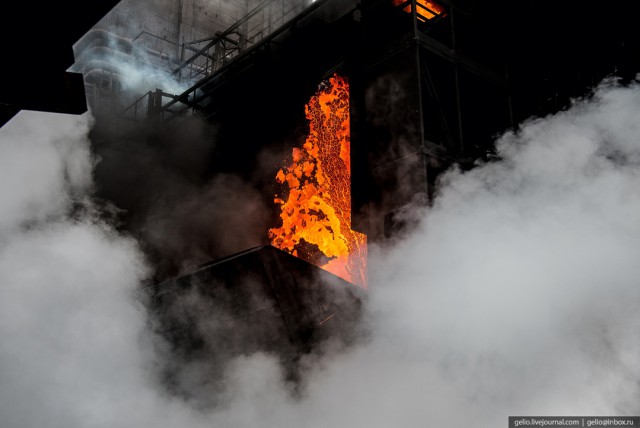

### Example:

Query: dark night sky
xmin=494 ymin=0 xmax=640 ymax=119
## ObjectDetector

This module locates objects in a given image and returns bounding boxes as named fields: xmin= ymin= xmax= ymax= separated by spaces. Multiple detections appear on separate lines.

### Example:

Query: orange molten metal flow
xmin=392 ymin=0 xmax=445 ymax=21
xmin=269 ymin=74 xmax=367 ymax=288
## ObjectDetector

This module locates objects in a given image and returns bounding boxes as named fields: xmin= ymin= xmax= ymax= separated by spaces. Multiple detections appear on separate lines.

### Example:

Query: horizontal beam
xmin=416 ymin=31 xmax=507 ymax=88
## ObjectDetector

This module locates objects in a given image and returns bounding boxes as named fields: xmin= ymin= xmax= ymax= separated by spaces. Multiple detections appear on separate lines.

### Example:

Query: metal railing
xmin=117 ymin=0 xmax=322 ymax=123
xmin=116 ymin=89 xmax=183 ymax=137
xmin=160 ymin=0 xmax=330 ymax=120
xmin=173 ymin=0 xmax=309 ymax=83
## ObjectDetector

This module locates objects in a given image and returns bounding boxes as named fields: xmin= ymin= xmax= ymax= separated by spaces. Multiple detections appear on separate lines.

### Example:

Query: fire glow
xmin=269 ymin=74 xmax=367 ymax=288
xmin=392 ymin=0 xmax=445 ymax=21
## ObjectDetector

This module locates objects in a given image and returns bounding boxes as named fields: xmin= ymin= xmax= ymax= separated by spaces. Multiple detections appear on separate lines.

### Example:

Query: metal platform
xmin=146 ymin=245 xmax=364 ymax=373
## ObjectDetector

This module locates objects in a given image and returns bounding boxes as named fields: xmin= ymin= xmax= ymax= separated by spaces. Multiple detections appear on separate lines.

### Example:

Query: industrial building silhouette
xmin=4 ymin=0 xmax=638 ymax=395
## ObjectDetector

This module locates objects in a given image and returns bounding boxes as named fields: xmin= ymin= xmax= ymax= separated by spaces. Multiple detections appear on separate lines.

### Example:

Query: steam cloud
xmin=1 ymin=78 xmax=639 ymax=427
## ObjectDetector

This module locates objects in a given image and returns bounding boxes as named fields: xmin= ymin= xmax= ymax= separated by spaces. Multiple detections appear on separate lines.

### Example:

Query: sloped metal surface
xmin=147 ymin=245 xmax=364 ymax=361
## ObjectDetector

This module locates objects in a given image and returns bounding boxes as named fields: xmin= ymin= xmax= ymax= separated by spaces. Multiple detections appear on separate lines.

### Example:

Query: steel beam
xmin=416 ymin=31 xmax=507 ymax=89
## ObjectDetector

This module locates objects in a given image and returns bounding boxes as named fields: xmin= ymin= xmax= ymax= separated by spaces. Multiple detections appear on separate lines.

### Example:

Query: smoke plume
xmin=1 ymin=77 xmax=639 ymax=427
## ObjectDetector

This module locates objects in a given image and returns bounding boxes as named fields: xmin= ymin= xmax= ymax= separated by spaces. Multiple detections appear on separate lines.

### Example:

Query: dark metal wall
xmin=355 ymin=0 xmax=513 ymax=238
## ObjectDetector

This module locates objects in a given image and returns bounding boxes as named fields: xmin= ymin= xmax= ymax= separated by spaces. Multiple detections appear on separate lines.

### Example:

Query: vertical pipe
xmin=451 ymin=7 xmax=464 ymax=154
xmin=268 ymin=1 xmax=272 ymax=35
xmin=179 ymin=43 xmax=186 ymax=82
xmin=146 ymin=91 xmax=154 ymax=120
xmin=176 ymin=0 xmax=184 ymax=60
xmin=411 ymin=0 xmax=429 ymax=196
xmin=505 ymin=62 xmax=514 ymax=127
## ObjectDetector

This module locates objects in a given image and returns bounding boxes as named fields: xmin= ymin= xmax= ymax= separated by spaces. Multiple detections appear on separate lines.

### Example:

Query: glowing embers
xmin=392 ymin=0 xmax=446 ymax=22
xmin=269 ymin=74 xmax=367 ymax=288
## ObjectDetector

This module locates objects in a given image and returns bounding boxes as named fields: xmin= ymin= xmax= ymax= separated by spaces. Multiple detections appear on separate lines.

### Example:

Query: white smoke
xmin=1 ymin=78 xmax=639 ymax=427
xmin=71 ymin=30 xmax=188 ymax=100
xmin=0 ymin=111 xmax=201 ymax=428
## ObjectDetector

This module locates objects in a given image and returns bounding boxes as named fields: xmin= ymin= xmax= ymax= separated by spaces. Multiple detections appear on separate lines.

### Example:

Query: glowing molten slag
xmin=392 ymin=0 xmax=445 ymax=21
xmin=269 ymin=74 xmax=367 ymax=287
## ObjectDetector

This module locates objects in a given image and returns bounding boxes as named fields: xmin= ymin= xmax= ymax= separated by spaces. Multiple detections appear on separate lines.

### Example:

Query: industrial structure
xmin=0 ymin=1 xmax=120 ymax=126
xmin=71 ymin=0 xmax=640 ymax=241
xmin=21 ymin=0 xmax=635 ymax=389
xmin=73 ymin=0 xmax=515 ymax=240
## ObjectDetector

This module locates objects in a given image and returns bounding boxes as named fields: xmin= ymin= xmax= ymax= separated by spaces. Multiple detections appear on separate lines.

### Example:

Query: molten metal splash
xmin=269 ymin=74 xmax=367 ymax=287
xmin=392 ymin=0 xmax=445 ymax=21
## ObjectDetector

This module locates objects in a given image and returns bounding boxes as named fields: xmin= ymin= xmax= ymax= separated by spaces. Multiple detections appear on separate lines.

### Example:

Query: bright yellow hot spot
xmin=392 ymin=0 xmax=446 ymax=21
